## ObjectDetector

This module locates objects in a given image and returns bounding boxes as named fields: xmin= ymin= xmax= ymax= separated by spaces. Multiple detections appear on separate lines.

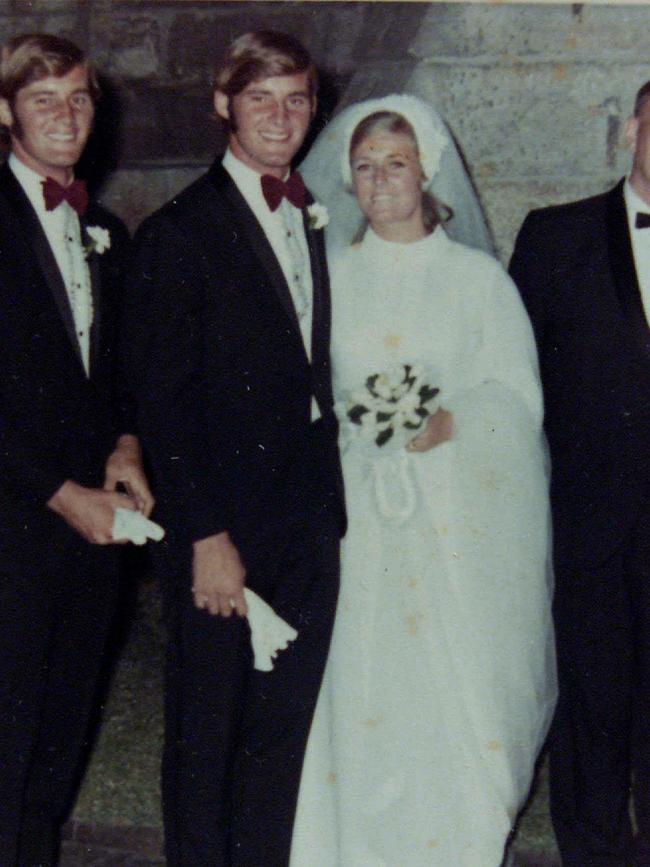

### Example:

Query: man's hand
xmin=47 ymin=480 xmax=137 ymax=544
xmin=406 ymin=407 xmax=454 ymax=453
xmin=104 ymin=434 xmax=155 ymax=516
xmin=192 ymin=531 xmax=247 ymax=618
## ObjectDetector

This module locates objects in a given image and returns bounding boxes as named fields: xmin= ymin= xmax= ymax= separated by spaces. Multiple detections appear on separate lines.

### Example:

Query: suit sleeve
xmin=508 ymin=211 xmax=553 ymax=348
xmin=0 ymin=409 xmax=74 ymax=507
xmin=101 ymin=213 xmax=139 ymax=438
xmin=121 ymin=215 xmax=231 ymax=543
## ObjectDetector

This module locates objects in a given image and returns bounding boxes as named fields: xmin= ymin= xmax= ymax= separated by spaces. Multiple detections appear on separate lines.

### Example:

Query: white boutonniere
xmin=307 ymin=202 xmax=329 ymax=230
xmin=85 ymin=225 xmax=111 ymax=257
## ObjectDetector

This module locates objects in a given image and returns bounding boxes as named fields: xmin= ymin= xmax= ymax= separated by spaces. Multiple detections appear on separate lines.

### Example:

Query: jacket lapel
xmin=210 ymin=163 xmax=303 ymax=338
xmin=606 ymin=178 xmax=650 ymax=360
xmin=0 ymin=163 xmax=93 ymax=370
xmin=80 ymin=215 xmax=103 ymax=376
xmin=0 ymin=163 xmax=86 ymax=370
xmin=303 ymin=198 xmax=334 ymax=411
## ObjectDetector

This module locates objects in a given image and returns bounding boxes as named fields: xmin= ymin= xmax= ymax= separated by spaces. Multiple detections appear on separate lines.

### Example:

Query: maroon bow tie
xmin=637 ymin=211 xmax=650 ymax=229
xmin=260 ymin=172 xmax=306 ymax=212
xmin=42 ymin=176 xmax=88 ymax=215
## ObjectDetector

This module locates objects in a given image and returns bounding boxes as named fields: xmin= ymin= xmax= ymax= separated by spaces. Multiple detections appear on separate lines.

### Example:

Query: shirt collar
xmin=8 ymin=152 xmax=52 ymax=211
xmin=8 ymin=153 xmax=77 ymax=220
xmin=222 ymin=148 xmax=290 ymax=211
xmin=624 ymin=177 xmax=650 ymax=230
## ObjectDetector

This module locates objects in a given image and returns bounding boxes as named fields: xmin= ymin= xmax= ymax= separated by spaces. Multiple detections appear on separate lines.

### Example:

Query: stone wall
xmin=1 ymin=1 xmax=648 ymax=259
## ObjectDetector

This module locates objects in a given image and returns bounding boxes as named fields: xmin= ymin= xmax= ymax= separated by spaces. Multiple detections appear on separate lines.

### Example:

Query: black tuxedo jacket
xmin=124 ymin=161 xmax=344 ymax=563
xmin=0 ymin=163 xmax=132 ymax=571
xmin=510 ymin=179 xmax=650 ymax=567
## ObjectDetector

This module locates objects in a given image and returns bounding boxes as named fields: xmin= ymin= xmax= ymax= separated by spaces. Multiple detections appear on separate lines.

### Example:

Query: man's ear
xmin=310 ymin=95 xmax=318 ymax=120
xmin=214 ymin=91 xmax=230 ymax=122
xmin=625 ymin=115 xmax=639 ymax=154
xmin=0 ymin=98 xmax=13 ymax=129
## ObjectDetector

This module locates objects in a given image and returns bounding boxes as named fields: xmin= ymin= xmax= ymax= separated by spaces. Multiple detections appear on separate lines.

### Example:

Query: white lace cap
xmin=340 ymin=93 xmax=450 ymax=187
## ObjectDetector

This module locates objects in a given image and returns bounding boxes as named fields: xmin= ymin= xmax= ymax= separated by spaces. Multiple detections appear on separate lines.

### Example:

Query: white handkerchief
xmin=241 ymin=588 xmax=298 ymax=672
xmin=112 ymin=507 xmax=166 ymax=545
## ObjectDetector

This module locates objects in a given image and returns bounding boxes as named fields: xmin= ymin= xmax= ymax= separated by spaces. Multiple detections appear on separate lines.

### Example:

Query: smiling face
xmin=214 ymin=71 xmax=315 ymax=178
xmin=0 ymin=63 xmax=94 ymax=186
xmin=350 ymin=128 xmax=427 ymax=243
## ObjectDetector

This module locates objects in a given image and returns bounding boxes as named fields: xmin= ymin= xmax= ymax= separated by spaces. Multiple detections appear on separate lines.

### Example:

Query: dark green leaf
xmin=376 ymin=427 xmax=394 ymax=447
xmin=419 ymin=385 xmax=439 ymax=403
xmin=348 ymin=405 xmax=369 ymax=425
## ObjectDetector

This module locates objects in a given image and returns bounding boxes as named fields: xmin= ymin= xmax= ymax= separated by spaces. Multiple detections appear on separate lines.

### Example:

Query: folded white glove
xmin=111 ymin=511 xmax=294 ymax=669
xmin=112 ymin=507 xmax=165 ymax=545
xmin=241 ymin=588 xmax=298 ymax=672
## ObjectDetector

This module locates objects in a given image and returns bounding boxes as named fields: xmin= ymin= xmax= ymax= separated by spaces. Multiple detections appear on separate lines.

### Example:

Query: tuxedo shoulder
xmin=134 ymin=170 xmax=219 ymax=240
xmin=522 ymin=184 xmax=615 ymax=234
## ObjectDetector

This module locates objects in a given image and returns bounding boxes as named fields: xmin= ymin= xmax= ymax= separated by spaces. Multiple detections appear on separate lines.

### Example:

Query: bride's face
xmin=350 ymin=129 xmax=427 ymax=243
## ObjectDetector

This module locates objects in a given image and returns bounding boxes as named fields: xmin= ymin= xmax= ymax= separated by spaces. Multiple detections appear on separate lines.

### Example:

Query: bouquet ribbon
xmin=372 ymin=451 xmax=417 ymax=523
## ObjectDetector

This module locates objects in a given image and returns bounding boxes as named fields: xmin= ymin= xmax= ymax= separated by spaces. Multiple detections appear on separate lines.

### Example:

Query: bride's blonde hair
xmin=349 ymin=110 xmax=453 ymax=237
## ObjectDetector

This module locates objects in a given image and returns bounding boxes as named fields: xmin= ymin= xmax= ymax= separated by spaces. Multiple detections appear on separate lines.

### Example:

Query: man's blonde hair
xmin=0 ymin=33 xmax=100 ymax=104
xmin=213 ymin=30 xmax=316 ymax=131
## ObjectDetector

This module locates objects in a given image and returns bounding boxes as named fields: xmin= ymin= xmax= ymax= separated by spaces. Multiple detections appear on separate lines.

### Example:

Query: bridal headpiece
xmin=300 ymin=90 xmax=494 ymax=255
xmin=339 ymin=93 xmax=451 ymax=188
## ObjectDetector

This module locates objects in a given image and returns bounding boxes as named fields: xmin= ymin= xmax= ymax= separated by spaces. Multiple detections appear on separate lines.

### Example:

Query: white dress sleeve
xmin=419 ymin=257 xmax=557 ymax=807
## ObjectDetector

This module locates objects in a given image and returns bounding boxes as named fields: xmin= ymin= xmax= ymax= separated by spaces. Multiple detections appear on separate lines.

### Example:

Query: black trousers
xmin=161 ymin=512 xmax=340 ymax=867
xmin=0 ymin=544 xmax=120 ymax=867
xmin=550 ymin=503 xmax=650 ymax=867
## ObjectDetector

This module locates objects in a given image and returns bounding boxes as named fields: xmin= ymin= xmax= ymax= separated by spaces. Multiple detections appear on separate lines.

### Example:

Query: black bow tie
xmin=636 ymin=212 xmax=650 ymax=229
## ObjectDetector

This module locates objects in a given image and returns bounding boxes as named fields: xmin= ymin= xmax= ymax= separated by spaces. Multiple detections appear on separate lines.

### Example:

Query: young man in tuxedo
xmin=510 ymin=81 xmax=650 ymax=867
xmin=0 ymin=33 xmax=153 ymax=866
xmin=123 ymin=30 xmax=344 ymax=865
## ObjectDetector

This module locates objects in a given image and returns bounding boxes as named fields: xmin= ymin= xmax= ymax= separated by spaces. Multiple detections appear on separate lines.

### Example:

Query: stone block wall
xmin=0 ymin=1 xmax=648 ymax=259
xmin=408 ymin=3 xmax=650 ymax=257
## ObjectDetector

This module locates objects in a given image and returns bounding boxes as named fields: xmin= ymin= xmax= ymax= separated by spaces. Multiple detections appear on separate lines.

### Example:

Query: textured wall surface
xmin=1 ymin=1 xmax=648 ymax=259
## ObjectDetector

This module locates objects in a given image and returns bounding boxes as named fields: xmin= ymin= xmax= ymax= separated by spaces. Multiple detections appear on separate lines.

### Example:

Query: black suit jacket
xmin=510 ymin=179 xmax=650 ymax=567
xmin=123 ymin=161 xmax=344 ymax=564
xmin=0 ymin=163 xmax=132 ymax=571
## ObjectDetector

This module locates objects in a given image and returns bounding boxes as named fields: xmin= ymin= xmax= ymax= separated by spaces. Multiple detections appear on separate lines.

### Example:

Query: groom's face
xmin=215 ymin=71 xmax=315 ymax=178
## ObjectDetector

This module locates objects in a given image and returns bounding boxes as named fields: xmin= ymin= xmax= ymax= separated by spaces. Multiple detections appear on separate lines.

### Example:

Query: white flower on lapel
xmin=307 ymin=202 xmax=329 ymax=230
xmin=85 ymin=225 xmax=111 ymax=257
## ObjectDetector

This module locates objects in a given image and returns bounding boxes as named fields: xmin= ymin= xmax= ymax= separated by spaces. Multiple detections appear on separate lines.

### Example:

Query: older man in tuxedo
xmin=510 ymin=81 xmax=650 ymax=867
xmin=0 ymin=33 xmax=153 ymax=866
xmin=123 ymin=30 xmax=344 ymax=866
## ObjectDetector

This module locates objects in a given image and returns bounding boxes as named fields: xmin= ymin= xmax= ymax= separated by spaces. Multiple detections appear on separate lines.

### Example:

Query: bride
xmin=290 ymin=94 xmax=557 ymax=866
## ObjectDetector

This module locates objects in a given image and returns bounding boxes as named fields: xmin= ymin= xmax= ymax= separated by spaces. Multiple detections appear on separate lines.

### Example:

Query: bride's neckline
xmin=362 ymin=224 xmax=444 ymax=254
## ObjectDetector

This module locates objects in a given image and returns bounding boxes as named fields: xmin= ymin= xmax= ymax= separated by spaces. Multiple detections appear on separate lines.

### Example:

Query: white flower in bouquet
xmin=344 ymin=363 xmax=440 ymax=448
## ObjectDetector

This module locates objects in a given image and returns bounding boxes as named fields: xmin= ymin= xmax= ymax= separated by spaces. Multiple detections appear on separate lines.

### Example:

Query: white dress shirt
xmin=9 ymin=153 xmax=93 ymax=374
xmin=223 ymin=149 xmax=319 ymax=419
xmin=624 ymin=178 xmax=650 ymax=324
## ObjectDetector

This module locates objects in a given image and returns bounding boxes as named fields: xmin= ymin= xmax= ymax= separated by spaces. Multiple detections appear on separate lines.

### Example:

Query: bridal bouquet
xmin=341 ymin=363 xmax=440 ymax=449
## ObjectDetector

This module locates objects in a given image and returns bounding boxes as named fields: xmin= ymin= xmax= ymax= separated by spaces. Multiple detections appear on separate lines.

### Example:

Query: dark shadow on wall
xmin=77 ymin=74 xmax=123 ymax=197
xmin=295 ymin=69 xmax=342 ymax=168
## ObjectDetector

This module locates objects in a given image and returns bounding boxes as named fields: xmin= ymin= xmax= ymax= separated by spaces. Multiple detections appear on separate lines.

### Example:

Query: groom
xmin=123 ymin=30 xmax=344 ymax=865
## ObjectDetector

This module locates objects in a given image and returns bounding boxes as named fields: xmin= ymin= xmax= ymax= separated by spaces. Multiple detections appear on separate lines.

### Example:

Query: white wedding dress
xmin=290 ymin=227 xmax=557 ymax=867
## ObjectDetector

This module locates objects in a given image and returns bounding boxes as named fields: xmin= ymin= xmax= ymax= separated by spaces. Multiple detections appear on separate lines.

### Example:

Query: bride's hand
xmin=406 ymin=407 xmax=454 ymax=453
